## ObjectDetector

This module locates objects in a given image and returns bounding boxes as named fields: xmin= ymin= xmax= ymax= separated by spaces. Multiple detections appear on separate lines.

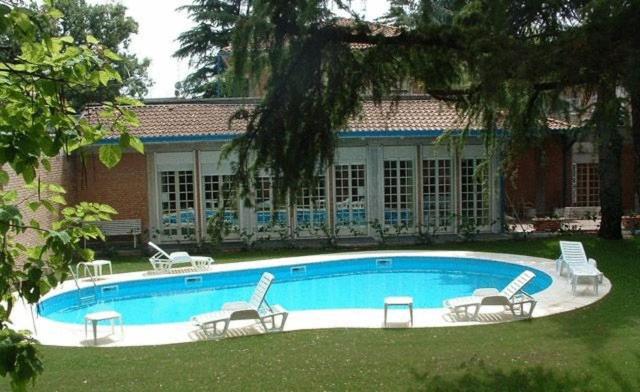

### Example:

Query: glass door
xmin=383 ymin=160 xmax=415 ymax=230
xmin=460 ymin=159 xmax=489 ymax=228
xmin=335 ymin=164 xmax=367 ymax=234
xmin=159 ymin=170 xmax=195 ymax=241
xmin=423 ymin=159 xmax=453 ymax=232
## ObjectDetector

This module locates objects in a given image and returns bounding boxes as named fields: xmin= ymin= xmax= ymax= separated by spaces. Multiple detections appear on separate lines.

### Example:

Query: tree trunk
xmin=595 ymin=84 xmax=623 ymax=239
xmin=534 ymin=146 xmax=547 ymax=215
xmin=631 ymin=89 xmax=640 ymax=211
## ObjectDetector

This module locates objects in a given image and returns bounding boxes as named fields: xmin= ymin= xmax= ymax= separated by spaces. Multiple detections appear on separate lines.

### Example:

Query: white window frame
xmin=200 ymin=151 xmax=240 ymax=240
xmin=334 ymin=163 xmax=368 ymax=236
xmin=254 ymin=175 xmax=290 ymax=236
xmin=155 ymin=152 xmax=196 ymax=242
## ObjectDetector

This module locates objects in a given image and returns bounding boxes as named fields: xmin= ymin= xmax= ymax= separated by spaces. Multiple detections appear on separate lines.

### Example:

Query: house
xmin=7 ymin=95 xmax=637 ymax=248
xmin=72 ymin=94 xmax=639 ymax=246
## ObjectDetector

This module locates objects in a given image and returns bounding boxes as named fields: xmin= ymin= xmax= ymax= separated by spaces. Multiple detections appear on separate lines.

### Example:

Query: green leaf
xmin=40 ymin=158 xmax=51 ymax=171
xmin=2 ymin=190 xmax=17 ymax=203
xmin=28 ymin=201 xmax=40 ymax=212
xmin=47 ymin=7 xmax=63 ymax=20
xmin=128 ymin=136 xmax=144 ymax=154
xmin=86 ymin=35 xmax=99 ymax=44
xmin=98 ymin=70 xmax=110 ymax=86
xmin=98 ymin=145 xmax=122 ymax=168
xmin=97 ymin=204 xmax=118 ymax=214
xmin=102 ymin=48 xmax=121 ymax=61
xmin=0 ymin=170 xmax=8 ymax=186
xmin=47 ymin=183 xmax=66 ymax=194
xmin=59 ymin=36 xmax=74 ymax=44
xmin=48 ymin=194 xmax=66 ymax=205
xmin=21 ymin=166 xmax=36 ymax=184
xmin=41 ymin=200 xmax=56 ymax=213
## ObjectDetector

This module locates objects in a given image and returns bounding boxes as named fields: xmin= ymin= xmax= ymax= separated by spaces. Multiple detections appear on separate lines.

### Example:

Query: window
xmin=296 ymin=177 xmax=327 ymax=229
xmin=335 ymin=164 xmax=367 ymax=228
xmin=574 ymin=163 xmax=599 ymax=207
xmin=384 ymin=160 xmax=414 ymax=226
xmin=423 ymin=159 xmax=452 ymax=230
xmin=255 ymin=177 xmax=288 ymax=228
xmin=460 ymin=159 xmax=489 ymax=227
xmin=202 ymin=175 xmax=238 ymax=226
xmin=160 ymin=170 xmax=195 ymax=238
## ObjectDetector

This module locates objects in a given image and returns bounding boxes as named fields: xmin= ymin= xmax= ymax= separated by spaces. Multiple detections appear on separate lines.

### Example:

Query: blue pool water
xmin=39 ymin=256 xmax=552 ymax=325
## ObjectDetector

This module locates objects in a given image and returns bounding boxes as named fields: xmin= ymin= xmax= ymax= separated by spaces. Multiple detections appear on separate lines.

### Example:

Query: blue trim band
xmin=96 ymin=128 xmax=489 ymax=145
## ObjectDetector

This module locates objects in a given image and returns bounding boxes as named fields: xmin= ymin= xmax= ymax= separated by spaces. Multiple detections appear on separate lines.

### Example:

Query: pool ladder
xmin=68 ymin=265 xmax=98 ymax=306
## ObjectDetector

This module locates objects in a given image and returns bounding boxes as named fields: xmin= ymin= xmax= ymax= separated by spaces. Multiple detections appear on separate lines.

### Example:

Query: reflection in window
xmin=255 ymin=177 xmax=288 ymax=228
xmin=160 ymin=170 xmax=195 ymax=238
xmin=296 ymin=177 xmax=327 ymax=228
xmin=335 ymin=164 xmax=366 ymax=227
xmin=384 ymin=160 xmax=414 ymax=226
xmin=423 ymin=159 xmax=452 ymax=230
xmin=203 ymin=174 xmax=238 ymax=226
xmin=460 ymin=159 xmax=489 ymax=227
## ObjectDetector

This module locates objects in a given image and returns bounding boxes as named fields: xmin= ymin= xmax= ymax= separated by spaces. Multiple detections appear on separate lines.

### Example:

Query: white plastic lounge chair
xmin=444 ymin=270 xmax=537 ymax=320
xmin=557 ymin=241 xmax=603 ymax=294
xmin=192 ymin=272 xmax=287 ymax=338
xmin=192 ymin=305 xmax=289 ymax=338
xmin=557 ymin=241 xmax=600 ymax=276
xmin=148 ymin=242 xmax=214 ymax=271
xmin=222 ymin=272 xmax=275 ymax=313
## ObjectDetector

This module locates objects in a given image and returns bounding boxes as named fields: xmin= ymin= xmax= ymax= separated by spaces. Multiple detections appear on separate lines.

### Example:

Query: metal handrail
xmin=68 ymin=264 xmax=97 ymax=303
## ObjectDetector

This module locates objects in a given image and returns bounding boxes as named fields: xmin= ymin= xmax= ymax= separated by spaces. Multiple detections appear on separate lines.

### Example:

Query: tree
xmin=0 ymin=2 xmax=141 ymax=390
xmin=33 ymin=0 xmax=153 ymax=107
xmin=174 ymin=0 xmax=252 ymax=97
xmin=187 ymin=0 xmax=638 ymax=239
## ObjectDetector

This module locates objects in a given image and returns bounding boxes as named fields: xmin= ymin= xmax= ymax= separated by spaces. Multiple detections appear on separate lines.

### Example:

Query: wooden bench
xmin=93 ymin=219 xmax=142 ymax=248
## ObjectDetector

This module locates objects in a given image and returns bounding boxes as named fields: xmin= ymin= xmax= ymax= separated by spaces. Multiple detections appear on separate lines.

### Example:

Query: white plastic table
xmin=85 ymin=311 xmax=123 ymax=344
xmin=384 ymin=296 xmax=414 ymax=327
xmin=78 ymin=260 xmax=112 ymax=277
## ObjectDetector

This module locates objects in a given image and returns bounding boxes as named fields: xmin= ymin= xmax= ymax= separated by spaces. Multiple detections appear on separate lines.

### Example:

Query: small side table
xmin=85 ymin=311 xmax=123 ymax=345
xmin=384 ymin=296 xmax=414 ymax=327
xmin=78 ymin=260 xmax=113 ymax=277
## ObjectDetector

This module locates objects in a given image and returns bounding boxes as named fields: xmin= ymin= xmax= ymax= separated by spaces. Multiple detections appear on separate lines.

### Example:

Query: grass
xmin=10 ymin=235 xmax=640 ymax=391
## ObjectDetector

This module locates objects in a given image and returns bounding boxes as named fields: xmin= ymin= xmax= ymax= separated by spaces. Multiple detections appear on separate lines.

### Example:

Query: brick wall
xmin=74 ymin=152 xmax=149 ymax=232
xmin=507 ymin=139 xmax=638 ymax=216
xmin=621 ymin=145 xmax=636 ymax=211
xmin=505 ymin=137 xmax=568 ymax=216
xmin=3 ymin=153 xmax=75 ymax=249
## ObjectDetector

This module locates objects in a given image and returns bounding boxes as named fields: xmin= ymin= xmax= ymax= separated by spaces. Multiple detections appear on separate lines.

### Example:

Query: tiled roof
xmin=83 ymin=96 xmax=568 ymax=141
xmin=334 ymin=18 xmax=401 ymax=50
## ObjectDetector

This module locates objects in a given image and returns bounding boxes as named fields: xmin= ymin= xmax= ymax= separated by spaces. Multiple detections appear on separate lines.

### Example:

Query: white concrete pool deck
xmin=10 ymin=251 xmax=611 ymax=347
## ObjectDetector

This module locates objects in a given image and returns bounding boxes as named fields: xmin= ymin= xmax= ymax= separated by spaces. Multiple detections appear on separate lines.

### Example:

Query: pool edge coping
xmin=11 ymin=250 xmax=611 ymax=347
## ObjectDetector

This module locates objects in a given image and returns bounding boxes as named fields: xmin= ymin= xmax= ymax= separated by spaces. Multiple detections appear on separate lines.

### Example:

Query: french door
xmin=383 ymin=160 xmax=415 ymax=228
xmin=423 ymin=159 xmax=453 ymax=232
xmin=159 ymin=170 xmax=195 ymax=240
xmin=334 ymin=164 xmax=367 ymax=233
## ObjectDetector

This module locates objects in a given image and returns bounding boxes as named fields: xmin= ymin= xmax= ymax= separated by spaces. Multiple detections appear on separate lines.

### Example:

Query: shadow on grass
xmin=409 ymin=356 xmax=593 ymax=392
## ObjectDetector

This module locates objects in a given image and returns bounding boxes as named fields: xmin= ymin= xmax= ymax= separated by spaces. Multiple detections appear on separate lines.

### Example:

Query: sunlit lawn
xmin=11 ymin=235 xmax=640 ymax=391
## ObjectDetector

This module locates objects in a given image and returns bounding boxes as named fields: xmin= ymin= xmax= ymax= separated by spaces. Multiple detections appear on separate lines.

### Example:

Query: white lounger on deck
xmin=444 ymin=270 xmax=537 ymax=320
xmin=148 ymin=242 xmax=214 ymax=271
xmin=557 ymin=241 xmax=603 ymax=295
xmin=222 ymin=272 xmax=275 ymax=312
xmin=192 ymin=272 xmax=288 ymax=338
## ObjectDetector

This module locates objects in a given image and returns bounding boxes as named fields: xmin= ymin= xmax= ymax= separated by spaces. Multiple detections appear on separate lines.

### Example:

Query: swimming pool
xmin=39 ymin=256 xmax=552 ymax=326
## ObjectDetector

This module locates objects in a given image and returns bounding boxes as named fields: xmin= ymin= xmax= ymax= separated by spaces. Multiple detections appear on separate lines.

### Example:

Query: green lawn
xmin=12 ymin=235 xmax=640 ymax=391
